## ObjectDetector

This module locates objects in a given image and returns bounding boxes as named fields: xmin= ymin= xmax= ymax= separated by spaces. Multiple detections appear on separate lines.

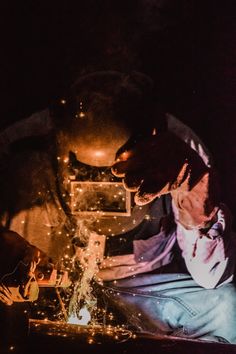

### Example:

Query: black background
xmin=0 ymin=0 xmax=236 ymax=220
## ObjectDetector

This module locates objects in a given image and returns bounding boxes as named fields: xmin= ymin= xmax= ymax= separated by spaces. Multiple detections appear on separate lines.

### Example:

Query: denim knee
xmin=102 ymin=278 xmax=236 ymax=344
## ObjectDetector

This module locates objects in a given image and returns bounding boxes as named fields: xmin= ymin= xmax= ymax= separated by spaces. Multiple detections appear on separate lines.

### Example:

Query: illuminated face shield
xmin=64 ymin=152 xmax=147 ymax=237
xmin=70 ymin=181 xmax=131 ymax=217
xmin=67 ymin=152 xmax=131 ymax=217
xmin=56 ymin=109 xmax=152 ymax=236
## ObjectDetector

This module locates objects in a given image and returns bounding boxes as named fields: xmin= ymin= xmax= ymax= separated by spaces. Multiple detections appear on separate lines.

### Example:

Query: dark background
xmin=0 ymin=0 xmax=236 ymax=221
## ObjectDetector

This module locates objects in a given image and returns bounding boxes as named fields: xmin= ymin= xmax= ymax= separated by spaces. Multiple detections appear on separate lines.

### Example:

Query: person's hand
xmin=0 ymin=283 xmax=14 ymax=306
xmin=0 ymin=230 xmax=45 ymax=303
xmin=112 ymin=132 xmax=208 ymax=203
xmin=112 ymin=131 xmax=219 ymax=228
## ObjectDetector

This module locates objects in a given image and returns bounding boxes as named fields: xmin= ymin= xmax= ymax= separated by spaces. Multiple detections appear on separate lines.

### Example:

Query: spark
xmin=68 ymin=229 xmax=105 ymax=326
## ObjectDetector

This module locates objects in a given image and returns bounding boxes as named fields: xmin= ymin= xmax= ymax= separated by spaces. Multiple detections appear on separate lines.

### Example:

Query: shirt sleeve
xmin=176 ymin=204 xmax=236 ymax=289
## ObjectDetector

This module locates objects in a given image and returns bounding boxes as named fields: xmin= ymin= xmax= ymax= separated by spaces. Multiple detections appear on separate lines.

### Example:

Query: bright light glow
xmin=67 ymin=306 xmax=91 ymax=325
xmin=68 ymin=232 xmax=106 ymax=327
xmin=94 ymin=150 xmax=105 ymax=157
xmin=152 ymin=127 xmax=157 ymax=135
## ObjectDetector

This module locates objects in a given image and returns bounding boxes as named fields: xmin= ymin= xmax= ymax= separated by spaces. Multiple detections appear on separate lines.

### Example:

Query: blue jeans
xmin=103 ymin=273 xmax=236 ymax=344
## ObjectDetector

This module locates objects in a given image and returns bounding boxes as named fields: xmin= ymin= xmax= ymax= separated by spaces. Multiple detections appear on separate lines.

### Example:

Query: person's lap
xmin=102 ymin=273 xmax=236 ymax=344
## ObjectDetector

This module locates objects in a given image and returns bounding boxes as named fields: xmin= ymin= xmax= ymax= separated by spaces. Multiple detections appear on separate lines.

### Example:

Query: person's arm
xmin=170 ymin=166 xmax=235 ymax=289
xmin=0 ymin=230 xmax=47 ymax=304
xmin=175 ymin=203 xmax=235 ymax=288
xmin=112 ymin=131 xmax=236 ymax=288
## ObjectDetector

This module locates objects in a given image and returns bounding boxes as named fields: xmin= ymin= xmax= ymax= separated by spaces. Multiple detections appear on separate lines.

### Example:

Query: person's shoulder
xmin=0 ymin=109 xmax=53 ymax=154
xmin=0 ymin=132 xmax=56 ymax=215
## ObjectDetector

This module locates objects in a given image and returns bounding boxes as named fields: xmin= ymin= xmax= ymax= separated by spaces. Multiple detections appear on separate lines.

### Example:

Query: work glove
xmin=112 ymin=131 xmax=219 ymax=229
xmin=0 ymin=230 xmax=47 ymax=304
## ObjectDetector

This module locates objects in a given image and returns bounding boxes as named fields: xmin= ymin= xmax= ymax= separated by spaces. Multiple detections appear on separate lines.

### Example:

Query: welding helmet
xmin=54 ymin=71 xmax=167 ymax=236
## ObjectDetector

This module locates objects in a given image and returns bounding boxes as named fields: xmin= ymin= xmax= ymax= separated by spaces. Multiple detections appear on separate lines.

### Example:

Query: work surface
xmin=4 ymin=320 xmax=236 ymax=354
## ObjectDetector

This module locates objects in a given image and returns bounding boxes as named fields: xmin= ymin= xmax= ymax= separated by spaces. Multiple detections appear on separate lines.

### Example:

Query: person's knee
xmin=208 ymin=284 xmax=236 ymax=343
xmin=217 ymin=284 xmax=236 ymax=318
xmin=101 ymin=283 xmax=186 ymax=334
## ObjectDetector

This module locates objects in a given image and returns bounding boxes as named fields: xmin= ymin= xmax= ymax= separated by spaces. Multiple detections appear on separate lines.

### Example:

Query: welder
xmin=0 ymin=71 xmax=235 ymax=345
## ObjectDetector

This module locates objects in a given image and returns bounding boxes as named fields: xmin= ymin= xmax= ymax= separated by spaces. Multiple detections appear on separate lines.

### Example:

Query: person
xmin=0 ymin=229 xmax=50 ymax=352
xmin=0 ymin=71 xmax=235 ymax=345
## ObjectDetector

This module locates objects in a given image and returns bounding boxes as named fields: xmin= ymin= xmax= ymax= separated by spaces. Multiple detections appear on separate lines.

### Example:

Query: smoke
xmin=68 ymin=218 xmax=106 ymax=325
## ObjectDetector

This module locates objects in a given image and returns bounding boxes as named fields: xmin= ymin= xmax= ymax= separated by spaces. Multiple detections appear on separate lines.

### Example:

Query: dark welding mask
xmin=54 ymin=71 xmax=167 ymax=237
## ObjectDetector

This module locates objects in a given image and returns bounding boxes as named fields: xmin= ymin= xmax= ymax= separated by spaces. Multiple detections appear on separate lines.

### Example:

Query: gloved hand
xmin=0 ymin=283 xmax=14 ymax=306
xmin=0 ymin=230 xmax=47 ymax=304
xmin=112 ymin=131 xmax=219 ymax=229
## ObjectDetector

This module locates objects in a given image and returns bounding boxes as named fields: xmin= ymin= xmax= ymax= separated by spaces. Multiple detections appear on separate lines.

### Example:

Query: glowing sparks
xmin=67 ymin=229 xmax=106 ymax=327
xmin=79 ymin=112 xmax=85 ymax=118
xmin=152 ymin=127 xmax=157 ymax=135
